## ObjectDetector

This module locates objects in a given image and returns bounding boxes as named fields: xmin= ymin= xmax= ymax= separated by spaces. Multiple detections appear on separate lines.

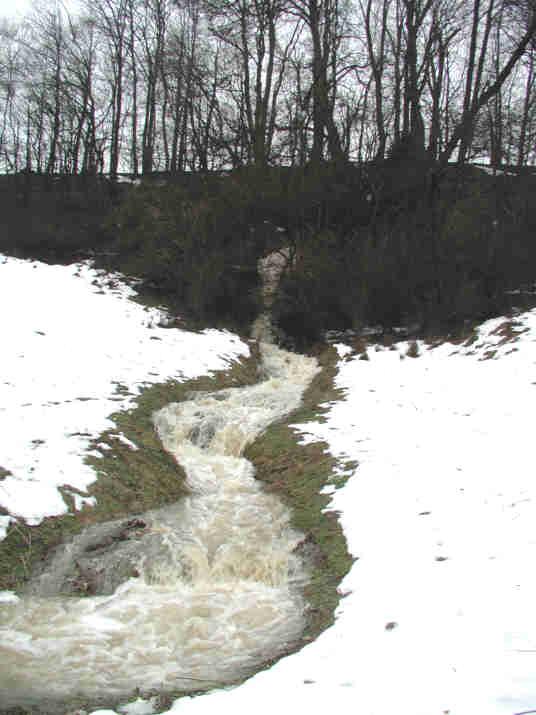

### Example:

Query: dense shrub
xmin=98 ymin=162 xmax=536 ymax=342
xmin=109 ymin=181 xmax=263 ymax=327
xmin=108 ymin=164 xmax=369 ymax=328
xmin=0 ymin=174 xmax=118 ymax=263
xmin=271 ymin=164 xmax=536 ymax=342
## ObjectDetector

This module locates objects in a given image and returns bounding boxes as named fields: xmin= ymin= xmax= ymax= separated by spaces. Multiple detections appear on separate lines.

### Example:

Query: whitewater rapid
xmin=0 ymin=342 xmax=319 ymax=710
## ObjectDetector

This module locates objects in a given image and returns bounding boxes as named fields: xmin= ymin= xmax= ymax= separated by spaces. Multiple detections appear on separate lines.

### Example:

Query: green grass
xmin=0 ymin=341 xmax=357 ymax=714
xmin=0 ymin=267 xmax=357 ymax=713
xmin=0 ymin=344 xmax=261 ymax=594
xmin=245 ymin=345 xmax=356 ymax=656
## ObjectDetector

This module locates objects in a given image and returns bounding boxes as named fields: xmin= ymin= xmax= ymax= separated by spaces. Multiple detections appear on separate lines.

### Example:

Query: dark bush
xmin=109 ymin=181 xmax=263 ymax=327
xmin=13 ymin=161 xmax=533 ymax=343
xmin=269 ymin=163 xmax=536 ymax=341
xmin=0 ymin=173 xmax=118 ymax=263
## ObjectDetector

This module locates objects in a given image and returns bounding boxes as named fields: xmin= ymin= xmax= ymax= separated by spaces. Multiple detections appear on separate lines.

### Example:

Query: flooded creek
xmin=0 ymin=342 xmax=320 ymax=710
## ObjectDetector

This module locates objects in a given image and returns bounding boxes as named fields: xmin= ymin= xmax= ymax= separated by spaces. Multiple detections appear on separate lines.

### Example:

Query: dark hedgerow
xmin=107 ymin=181 xmax=262 ymax=328
xmin=270 ymin=163 xmax=536 ymax=343
xmin=103 ymin=162 xmax=536 ymax=345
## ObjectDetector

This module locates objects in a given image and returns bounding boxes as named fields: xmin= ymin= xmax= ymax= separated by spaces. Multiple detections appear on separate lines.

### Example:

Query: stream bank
xmin=0 ymin=335 xmax=354 ymax=715
xmin=0 ymin=344 xmax=261 ymax=597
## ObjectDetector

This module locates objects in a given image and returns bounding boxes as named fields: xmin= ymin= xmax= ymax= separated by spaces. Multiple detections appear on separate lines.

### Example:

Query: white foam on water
xmin=0 ymin=343 xmax=320 ymax=709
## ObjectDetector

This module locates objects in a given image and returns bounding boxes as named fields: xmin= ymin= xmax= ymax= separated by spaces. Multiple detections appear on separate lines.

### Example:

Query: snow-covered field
xmin=0 ymin=255 xmax=248 ymax=537
xmin=1 ymin=254 xmax=535 ymax=715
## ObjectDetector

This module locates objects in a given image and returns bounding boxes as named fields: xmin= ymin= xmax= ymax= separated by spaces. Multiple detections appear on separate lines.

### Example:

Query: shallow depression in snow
xmin=0 ymin=343 xmax=320 ymax=710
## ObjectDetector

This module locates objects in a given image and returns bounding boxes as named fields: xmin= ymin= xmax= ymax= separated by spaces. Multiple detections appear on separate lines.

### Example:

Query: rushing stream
xmin=0 ymin=304 xmax=320 ymax=710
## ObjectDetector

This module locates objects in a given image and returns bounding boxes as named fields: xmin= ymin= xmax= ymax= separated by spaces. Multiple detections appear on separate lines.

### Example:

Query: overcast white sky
xmin=0 ymin=0 xmax=30 ymax=20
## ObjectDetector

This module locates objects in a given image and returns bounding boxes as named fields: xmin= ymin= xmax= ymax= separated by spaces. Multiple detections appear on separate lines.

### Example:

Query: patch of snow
xmin=0 ymin=515 xmax=13 ymax=540
xmin=477 ymin=165 xmax=517 ymax=176
xmin=158 ymin=308 xmax=536 ymax=715
xmin=0 ymin=254 xmax=249 ymax=533
xmin=71 ymin=493 xmax=97 ymax=511
xmin=3 ymin=253 xmax=536 ymax=714
xmin=117 ymin=698 xmax=157 ymax=715
xmin=332 ymin=343 xmax=352 ymax=358
xmin=115 ymin=433 xmax=140 ymax=450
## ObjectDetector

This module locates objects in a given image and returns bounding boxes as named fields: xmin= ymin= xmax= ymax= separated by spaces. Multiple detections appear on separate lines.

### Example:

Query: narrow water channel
xmin=0 ymin=341 xmax=319 ymax=710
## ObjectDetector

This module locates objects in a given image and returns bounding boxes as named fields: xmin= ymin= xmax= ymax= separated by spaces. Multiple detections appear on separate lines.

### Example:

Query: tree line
xmin=1 ymin=0 xmax=535 ymax=175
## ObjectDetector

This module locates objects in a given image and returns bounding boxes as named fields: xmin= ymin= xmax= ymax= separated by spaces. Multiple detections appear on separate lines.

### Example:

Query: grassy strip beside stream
xmin=0 ymin=335 xmax=355 ymax=714
xmin=245 ymin=344 xmax=356 ymax=659
xmin=0 ymin=343 xmax=261 ymax=593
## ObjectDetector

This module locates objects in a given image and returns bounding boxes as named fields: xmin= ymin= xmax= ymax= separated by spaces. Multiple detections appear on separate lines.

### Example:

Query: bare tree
xmin=62 ymin=15 xmax=100 ymax=173
xmin=138 ymin=0 xmax=170 ymax=173
xmin=287 ymin=0 xmax=346 ymax=162
xmin=360 ymin=0 xmax=391 ymax=159
xmin=205 ymin=0 xmax=297 ymax=166
xmin=424 ymin=3 xmax=460 ymax=158
xmin=89 ymin=0 xmax=129 ymax=176
xmin=441 ymin=0 xmax=536 ymax=163
xmin=0 ymin=20 xmax=25 ymax=170
xmin=25 ymin=1 xmax=69 ymax=173
xmin=517 ymin=44 xmax=536 ymax=165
